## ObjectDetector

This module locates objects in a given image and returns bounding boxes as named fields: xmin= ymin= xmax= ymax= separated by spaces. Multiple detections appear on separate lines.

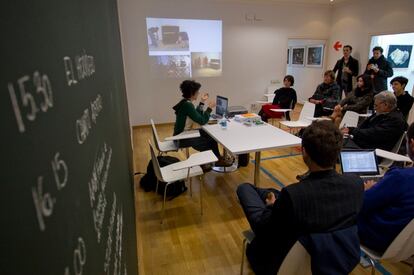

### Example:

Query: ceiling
xmin=211 ymin=0 xmax=348 ymax=4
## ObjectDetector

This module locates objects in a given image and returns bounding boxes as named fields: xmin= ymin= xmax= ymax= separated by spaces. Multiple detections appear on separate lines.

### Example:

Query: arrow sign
xmin=334 ymin=41 xmax=343 ymax=51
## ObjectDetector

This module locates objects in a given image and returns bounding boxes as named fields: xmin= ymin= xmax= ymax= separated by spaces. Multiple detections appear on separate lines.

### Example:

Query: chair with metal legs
xmin=149 ymin=141 xmax=217 ymax=223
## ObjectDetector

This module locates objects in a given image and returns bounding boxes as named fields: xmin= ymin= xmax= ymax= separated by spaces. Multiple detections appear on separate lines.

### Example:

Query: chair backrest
xmin=382 ymin=218 xmax=414 ymax=262
xmin=150 ymin=119 xmax=162 ymax=152
xmin=148 ymin=140 xmax=164 ymax=182
xmin=407 ymin=103 xmax=414 ymax=125
xmin=277 ymin=241 xmax=311 ymax=275
xmin=379 ymin=131 xmax=407 ymax=168
xmin=299 ymin=102 xmax=316 ymax=121
xmin=339 ymin=111 xmax=359 ymax=128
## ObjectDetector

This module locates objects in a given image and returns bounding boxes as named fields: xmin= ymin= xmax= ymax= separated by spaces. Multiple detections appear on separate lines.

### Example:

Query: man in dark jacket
xmin=364 ymin=46 xmax=394 ymax=93
xmin=342 ymin=91 xmax=407 ymax=151
xmin=237 ymin=120 xmax=364 ymax=275
xmin=333 ymin=45 xmax=359 ymax=96
xmin=309 ymin=70 xmax=341 ymax=117
xmin=391 ymin=76 xmax=414 ymax=120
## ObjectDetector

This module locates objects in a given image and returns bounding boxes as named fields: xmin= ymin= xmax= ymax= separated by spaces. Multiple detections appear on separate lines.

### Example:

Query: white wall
xmin=287 ymin=39 xmax=327 ymax=103
xmin=327 ymin=0 xmax=414 ymax=85
xmin=118 ymin=0 xmax=332 ymax=126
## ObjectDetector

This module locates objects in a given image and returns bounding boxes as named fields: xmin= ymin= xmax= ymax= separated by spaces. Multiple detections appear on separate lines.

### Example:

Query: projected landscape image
xmin=191 ymin=52 xmax=222 ymax=77
xmin=146 ymin=18 xmax=222 ymax=78
xmin=149 ymin=55 xmax=191 ymax=78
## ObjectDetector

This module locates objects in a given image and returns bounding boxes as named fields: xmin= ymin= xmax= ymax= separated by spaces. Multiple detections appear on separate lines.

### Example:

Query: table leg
xmin=254 ymin=151 xmax=261 ymax=186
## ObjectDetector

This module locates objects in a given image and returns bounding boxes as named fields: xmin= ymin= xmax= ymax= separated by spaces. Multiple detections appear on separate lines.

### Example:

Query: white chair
xmin=240 ymin=230 xmax=311 ymax=275
xmin=279 ymin=102 xmax=315 ymax=133
xmin=149 ymin=141 xmax=217 ymax=223
xmin=339 ymin=111 xmax=359 ymax=129
xmin=378 ymin=131 xmax=407 ymax=172
xmin=361 ymin=218 xmax=414 ymax=275
xmin=150 ymin=119 xmax=178 ymax=155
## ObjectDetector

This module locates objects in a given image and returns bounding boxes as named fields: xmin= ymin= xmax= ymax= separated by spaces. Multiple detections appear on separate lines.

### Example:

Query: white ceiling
xmin=211 ymin=0 xmax=348 ymax=4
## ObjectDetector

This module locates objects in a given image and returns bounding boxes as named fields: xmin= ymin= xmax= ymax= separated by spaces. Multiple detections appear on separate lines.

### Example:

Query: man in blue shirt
xmin=358 ymin=122 xmax=414 ymax=253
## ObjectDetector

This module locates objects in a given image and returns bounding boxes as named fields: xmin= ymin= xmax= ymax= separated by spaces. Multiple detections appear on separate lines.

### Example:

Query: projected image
xmin=146 ymin=18 xmax=222 ymax=78
xmin=149 ymin=55 xmax=191 ymax=78
xmin=191 ymin=52 xmax=222 ymax=77
xmin=147 ymin=25 xmax=190 ymax=51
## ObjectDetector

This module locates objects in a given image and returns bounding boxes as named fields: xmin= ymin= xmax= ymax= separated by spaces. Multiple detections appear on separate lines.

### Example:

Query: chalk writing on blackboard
xmin=8 ymin=71 xmax=53 ymax=133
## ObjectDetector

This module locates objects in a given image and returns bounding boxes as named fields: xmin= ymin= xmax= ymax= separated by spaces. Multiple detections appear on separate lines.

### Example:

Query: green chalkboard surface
xmin=1 ymin=1 xmax=138 ymax=274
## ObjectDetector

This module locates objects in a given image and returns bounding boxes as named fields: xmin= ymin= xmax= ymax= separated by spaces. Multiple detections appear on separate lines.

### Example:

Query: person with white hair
xmin=341 ymin=91 xmax=407 ymax=151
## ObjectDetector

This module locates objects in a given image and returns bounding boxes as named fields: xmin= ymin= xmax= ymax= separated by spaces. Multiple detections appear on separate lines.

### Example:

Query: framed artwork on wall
xmin=291 ymin=47 xmax=305 ymax=66
xmin=287 ymin=48 xmax=290 ymax=64
xmin=306 ymin=45 xmax=324 ymax=67
xmin=387 ymin=45 xmax=412 ymax=68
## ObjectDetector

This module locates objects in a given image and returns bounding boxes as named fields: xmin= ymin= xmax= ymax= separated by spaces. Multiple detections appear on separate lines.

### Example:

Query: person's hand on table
xmin=364 ymin=180 xmax=377 ymax=191
xmin=265 ymin=192 xmax=276 ymax=206
xmin=200 ymin=92 xmax=209 ymax=103
xmin=341 ymin=127 xmax=349 ymax=135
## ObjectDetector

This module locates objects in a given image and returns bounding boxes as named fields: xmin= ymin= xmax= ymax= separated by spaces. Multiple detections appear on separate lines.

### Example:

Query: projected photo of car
xmin=191 ymin=52 xmax=222 ymax=77
xmin=149 ymin=55 xmax=191 ymax=78
xmin=147 ymin=25 xmax=190 ymax=51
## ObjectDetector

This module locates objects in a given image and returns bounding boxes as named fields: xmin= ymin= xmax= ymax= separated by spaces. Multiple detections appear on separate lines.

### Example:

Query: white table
xmin=202 ymin=120 xmax=301 ymax=186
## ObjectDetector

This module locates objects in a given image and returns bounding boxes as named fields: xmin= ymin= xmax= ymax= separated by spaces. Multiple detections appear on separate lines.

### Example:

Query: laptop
xmin=340 ymin=149 xmax=383 ymax=180
xmin=210 ymin=95 xmax=228 ymax=120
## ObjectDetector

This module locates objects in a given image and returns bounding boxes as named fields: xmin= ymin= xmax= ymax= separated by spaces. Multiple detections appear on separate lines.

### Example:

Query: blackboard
xmin=1 ymin=1 xmax=138 ymax=274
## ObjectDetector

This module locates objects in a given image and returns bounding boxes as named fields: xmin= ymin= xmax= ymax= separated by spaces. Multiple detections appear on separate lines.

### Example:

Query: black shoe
xmin=201 ymin=164 xmax=213 ymax=173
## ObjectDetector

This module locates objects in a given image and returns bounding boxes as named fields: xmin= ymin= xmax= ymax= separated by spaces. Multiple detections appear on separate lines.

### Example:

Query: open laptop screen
xmin=340 ymin=150 xmax=379 ymax=176
xmin=216 ymin=96 xmax=228 ymax=117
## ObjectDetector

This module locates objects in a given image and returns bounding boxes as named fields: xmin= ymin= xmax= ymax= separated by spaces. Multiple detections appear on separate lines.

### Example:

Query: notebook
xmin=340 ymin=149 xmax=382 ymax=180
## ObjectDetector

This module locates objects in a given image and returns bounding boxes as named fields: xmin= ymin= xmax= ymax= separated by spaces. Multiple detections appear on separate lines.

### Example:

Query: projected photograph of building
xmin=149 ymin=55 xmax=191 ymax=78
xmin=191 ymin=52 xmax=222 ymax=77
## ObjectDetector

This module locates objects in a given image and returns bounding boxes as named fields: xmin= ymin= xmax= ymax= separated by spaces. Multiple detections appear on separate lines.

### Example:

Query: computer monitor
xmin=340 ymin=149 xmax=380 ymax=176
xmin=216 ymin=96 xmax=228 ymax=117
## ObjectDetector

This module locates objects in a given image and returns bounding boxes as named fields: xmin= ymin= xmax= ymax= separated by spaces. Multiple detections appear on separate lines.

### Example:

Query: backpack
xmin=140 ymin=156 xmax=187 ymax=199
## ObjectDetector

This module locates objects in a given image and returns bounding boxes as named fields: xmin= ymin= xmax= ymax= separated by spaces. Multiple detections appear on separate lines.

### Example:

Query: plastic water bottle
xmin=219 ymin=113 xmax=227 ymax=129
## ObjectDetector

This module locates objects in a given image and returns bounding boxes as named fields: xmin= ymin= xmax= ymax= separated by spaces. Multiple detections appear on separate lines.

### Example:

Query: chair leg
xmin=187 ymin=168 xmax=192 ymax=197
xmin=185 ymin=147 xmax=190 ymax=158
xmin=200 ymin=175 xmax=203 ymax=216
xmin=155 ymin=179 xmax=159 ymax=194
xmin=366 ymin=256 xmax=376 ymax=275
xmin=240 ymin=238 xmax=247 ymax=275
xmin=160 ymin=183 xmax=169 ymax=224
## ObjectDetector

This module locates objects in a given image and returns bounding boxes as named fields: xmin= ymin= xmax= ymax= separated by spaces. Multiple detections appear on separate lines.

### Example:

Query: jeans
xmin=176 ymin=129 xmax=221 ymax=158
xmin=236 ymin=183 xmax=280 ymax=233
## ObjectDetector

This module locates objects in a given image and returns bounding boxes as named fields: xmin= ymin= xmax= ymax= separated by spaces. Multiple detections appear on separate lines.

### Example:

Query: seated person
xmin=358 ymin=122 xmax=414 ymax=253
xmin=237 ymin=120 xmax=364 ymax=275
xmin=342 ymin=91 xmax=407 ymax=151
xmin=331 ymin=74 xmax=374 ymax=126
xmin=309 ymin=70 xmax=341 ymax=117
xmin=173 ymin=80 xmax=232 ymax=167
xmin=391 ymin=76 xmax=414 ymax=120
xmin=258 ymin=75 xmax=297 ymax=122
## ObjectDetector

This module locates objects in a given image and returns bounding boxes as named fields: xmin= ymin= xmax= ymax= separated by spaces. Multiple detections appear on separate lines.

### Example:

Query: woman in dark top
xmin=331 ymin=74 xmax=374 ymax=126
xmin=259 ymin=75 xmax=297 ymax=122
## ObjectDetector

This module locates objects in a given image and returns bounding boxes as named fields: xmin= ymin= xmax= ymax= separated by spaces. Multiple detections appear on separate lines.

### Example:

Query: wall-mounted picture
xmin=291 ymin=47 xmax=305 ymax=66
xmin=287 ymin=48 xmax=290 ymax=64
xmin=306 ymin=45 xmax=324 ymax=67
xmin=387 ymin=45 xmax=412 ymax=68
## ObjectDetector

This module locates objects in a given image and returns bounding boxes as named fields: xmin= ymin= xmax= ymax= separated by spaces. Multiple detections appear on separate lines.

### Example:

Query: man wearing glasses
xmin=341 ymin=91 xmax=407 ymax=151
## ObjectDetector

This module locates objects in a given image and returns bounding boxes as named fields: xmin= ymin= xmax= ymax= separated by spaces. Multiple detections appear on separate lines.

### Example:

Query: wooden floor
xmin=133 ymin=107 xmax=412 ymax=275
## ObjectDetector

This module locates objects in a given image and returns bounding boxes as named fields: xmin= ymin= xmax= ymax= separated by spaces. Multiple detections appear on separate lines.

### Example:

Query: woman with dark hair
xmin=172 ymin=80 xmax=233 ymax=167
xmin=258 ymin=75 xmax=297 ymax=122
xmin=331 ymin=74 xmax=374 ymax=125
